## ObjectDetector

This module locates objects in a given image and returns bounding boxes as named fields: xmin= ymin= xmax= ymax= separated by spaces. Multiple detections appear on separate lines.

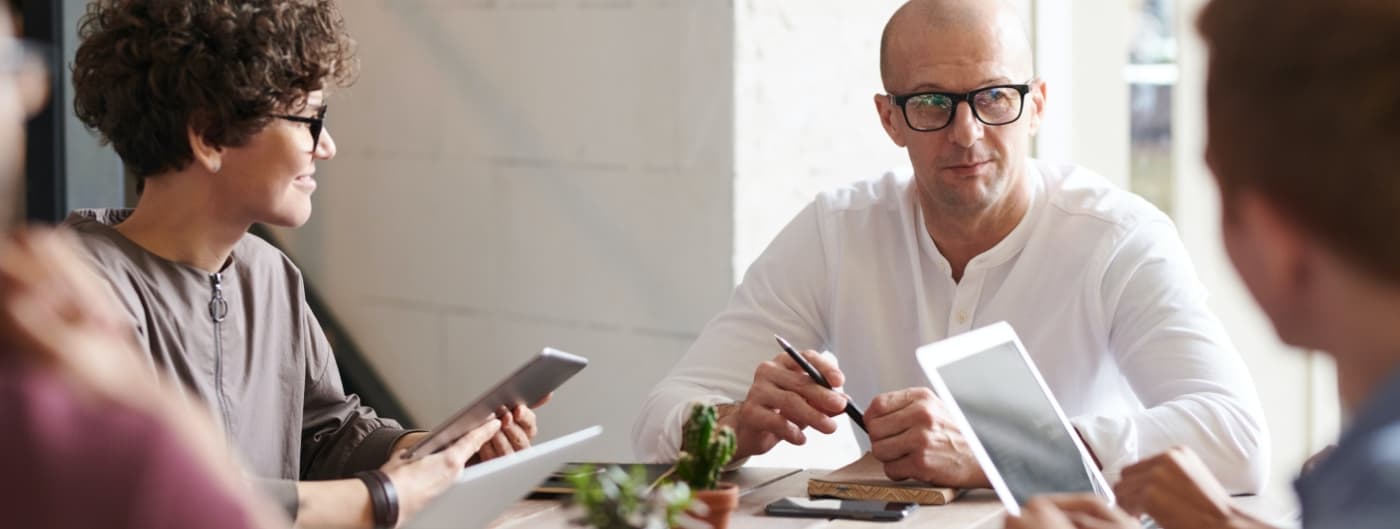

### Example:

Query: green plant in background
xmin=675 ymin=403 xmax=737 ymax=491
xmin=568 ymin=464 xmax=692 ymax=529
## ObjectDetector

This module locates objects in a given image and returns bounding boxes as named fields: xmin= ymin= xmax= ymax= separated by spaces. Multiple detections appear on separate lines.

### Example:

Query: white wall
xmin=732 ymin=0 xmax=908 ymax=278
xmin=732 ymin=0 xmax=910 ymax=468
xmin=273 ymin=0 xmax=1338 ymax=486
xmin=1032 ymin=0 xmax=1131 ymax=186
xmin=274 ymin=0 xmax=735 ymax=461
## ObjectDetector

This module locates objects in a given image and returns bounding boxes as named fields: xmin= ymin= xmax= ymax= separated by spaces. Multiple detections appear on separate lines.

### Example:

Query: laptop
xmin=913 ymin=322 xmax=1114 ymax=516
xmin=404 ymin=425 xmax=603 ymax=529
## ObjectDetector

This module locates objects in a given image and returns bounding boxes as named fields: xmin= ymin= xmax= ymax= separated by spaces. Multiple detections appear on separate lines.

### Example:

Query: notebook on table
xmin=807 ymin=452 xmax=964 ymax=505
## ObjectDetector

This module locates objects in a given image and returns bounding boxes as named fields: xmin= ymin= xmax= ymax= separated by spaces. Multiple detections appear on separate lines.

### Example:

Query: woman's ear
xmin=187 ymin=125 xmax=224 ymax=173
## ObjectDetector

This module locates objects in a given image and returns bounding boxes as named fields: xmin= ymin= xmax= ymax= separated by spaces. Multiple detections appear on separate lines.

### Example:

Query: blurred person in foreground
xmin=1005 ymin=0 xmax=1400 ymax=528
xmin=0 ymin=4 xmax=284 ymax=528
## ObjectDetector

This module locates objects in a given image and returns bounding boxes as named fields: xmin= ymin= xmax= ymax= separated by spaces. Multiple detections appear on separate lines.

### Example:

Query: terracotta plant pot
xmin=686 ymin=482 xmax=739 ymax=529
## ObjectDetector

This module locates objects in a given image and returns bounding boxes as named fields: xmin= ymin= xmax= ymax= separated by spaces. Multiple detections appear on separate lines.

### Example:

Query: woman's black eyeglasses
xmin=272 ymin=105 xmax=327 ymax=152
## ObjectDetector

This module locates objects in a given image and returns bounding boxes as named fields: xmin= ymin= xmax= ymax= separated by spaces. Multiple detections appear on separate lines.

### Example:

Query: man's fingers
xmin=741 ymin=404 xmax=805 ymax=446
xmin=763 ymin=385 xmax=838 ymax=433
xmin=759 ymin=360 xmax=847 ymax=415
xmin=869 ymin=427 xmax=921 ymax=463
xmin=866 ymin=387 xmax=939 ymax=419
xmin=772 ymin=349 xmax=846 ymax=388
xmin=866 ymin=396 xmax=943 ymax=440
xmin=801 ymin=349 xmax=845 ymax=388
xmin=881 ymin=453 xmax=921 ymax=482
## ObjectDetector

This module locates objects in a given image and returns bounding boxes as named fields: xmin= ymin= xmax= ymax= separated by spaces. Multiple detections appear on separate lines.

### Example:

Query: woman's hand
xmin=381 ymin=418 xmax=503 ymax=524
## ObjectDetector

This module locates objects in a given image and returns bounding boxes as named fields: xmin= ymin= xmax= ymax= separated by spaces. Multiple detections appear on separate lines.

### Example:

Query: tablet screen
xmin=936 ymin=341 xmax=1098 ymax=506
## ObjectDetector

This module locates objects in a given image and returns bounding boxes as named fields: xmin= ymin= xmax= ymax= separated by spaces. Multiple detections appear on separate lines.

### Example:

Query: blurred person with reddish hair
xmin=1005 ymin=0 xmax=1400 ymax=528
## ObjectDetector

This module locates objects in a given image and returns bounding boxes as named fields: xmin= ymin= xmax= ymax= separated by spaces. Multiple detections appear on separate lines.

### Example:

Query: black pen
xmin=773 ymin=334 xmax=868 ymax=433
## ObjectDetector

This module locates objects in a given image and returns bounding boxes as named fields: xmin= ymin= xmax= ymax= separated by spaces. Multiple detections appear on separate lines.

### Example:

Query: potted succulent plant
xmin=568 ymin=464 xmax=692 ymax=529
xmin=675 ymin=404 xmax=739 ymax=529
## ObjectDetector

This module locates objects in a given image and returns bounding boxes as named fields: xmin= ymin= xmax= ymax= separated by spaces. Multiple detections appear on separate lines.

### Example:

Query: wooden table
xmin=487 ymin=468 xmax=1298 ymax=529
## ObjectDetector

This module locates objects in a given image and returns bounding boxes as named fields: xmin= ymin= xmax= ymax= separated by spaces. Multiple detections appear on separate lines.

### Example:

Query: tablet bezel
xmin=401 ymin=347 xmax=588 ymax=461
xmin=914 ymin=321 xmax=1114 ymax=516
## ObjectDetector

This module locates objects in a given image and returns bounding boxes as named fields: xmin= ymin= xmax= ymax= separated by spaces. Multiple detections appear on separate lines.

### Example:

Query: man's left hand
xmin=866 ymin=387 xmax=990 ymax=487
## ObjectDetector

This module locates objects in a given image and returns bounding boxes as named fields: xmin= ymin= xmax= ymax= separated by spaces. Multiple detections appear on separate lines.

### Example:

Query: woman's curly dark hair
xmin=72 ymin=0 xmax=358 ymax=178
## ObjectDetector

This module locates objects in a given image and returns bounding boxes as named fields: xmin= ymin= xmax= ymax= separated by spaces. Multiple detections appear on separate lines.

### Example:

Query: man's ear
xmin=1025 ymin=79 xmax=1048 ymax=137
xmin=874 ymin=93 xmax=907 ymax=148
xmin=187 ymin=125 xmax=224 ymax=173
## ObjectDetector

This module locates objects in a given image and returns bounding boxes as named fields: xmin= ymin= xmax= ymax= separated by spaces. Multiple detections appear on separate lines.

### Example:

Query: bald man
xmin=634 ymin=0 xmax=1268 ymax=493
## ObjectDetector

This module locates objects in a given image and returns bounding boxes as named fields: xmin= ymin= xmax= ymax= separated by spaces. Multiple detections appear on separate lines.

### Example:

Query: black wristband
xmin=355 ymin=470 xmax=400 ymax=529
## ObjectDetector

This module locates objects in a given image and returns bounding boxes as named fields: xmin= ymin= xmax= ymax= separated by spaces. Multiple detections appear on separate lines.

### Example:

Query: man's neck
xmin=115 ymin=173 xmax=249 ymax=274
xmin=1331 ymin=321 xmax=1400 ymax=416
xmin=1317 ymin=270 xmax=1400 ymax=414
xmin=917 ymin=173 xmax=1031 ymax=282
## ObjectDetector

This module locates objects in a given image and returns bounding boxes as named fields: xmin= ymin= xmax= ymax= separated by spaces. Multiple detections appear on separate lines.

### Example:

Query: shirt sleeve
xmin=299 ymin=306 xmax=419 ymax=480
xmin=1070 ymin=218 xmax=1270 ymax=493
xmin=631 ymin=202 xmax=834 ymax=462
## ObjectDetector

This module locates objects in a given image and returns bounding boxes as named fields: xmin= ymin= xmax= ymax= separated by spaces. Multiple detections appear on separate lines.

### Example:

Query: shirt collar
xmin=1339 ymin=367 xmax=1400 ymax=446
xmin=915 ymin=159 xmax=1045 ymax=273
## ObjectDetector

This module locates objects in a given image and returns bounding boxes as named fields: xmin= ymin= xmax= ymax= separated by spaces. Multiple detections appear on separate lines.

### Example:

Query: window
xmin=1126 ymin=0 xmax=1177 ymax=216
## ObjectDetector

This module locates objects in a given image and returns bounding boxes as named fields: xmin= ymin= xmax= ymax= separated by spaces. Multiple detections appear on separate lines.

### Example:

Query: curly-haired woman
xmin=60 ymin=2 xmax=540 ymax=527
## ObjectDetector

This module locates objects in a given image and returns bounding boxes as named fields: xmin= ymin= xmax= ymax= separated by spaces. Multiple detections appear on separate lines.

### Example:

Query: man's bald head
xmin=879 ymin=0 xmax=1033 ymax=91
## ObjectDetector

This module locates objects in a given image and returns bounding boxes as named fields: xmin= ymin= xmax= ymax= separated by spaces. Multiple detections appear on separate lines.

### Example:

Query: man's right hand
xmin=719 ymin=349 xmax=851 ymax=460
xmin=381 ymin=418 xmax=503 ymax=523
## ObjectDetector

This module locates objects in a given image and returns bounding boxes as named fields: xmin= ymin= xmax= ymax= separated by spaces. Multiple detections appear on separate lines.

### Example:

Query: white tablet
xmin=404 ymin=426 xmax=603 ymax=529
xmin=914 ymin=322 xmax=1113 ymax=516
xmin=402 ymin=347 xmax=588 ymax=461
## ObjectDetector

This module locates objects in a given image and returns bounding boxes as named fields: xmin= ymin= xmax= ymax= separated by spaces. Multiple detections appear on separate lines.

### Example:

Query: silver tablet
xmin=404 ymin=426 xmax=602 ymax=529
xmin=914 ymin=322 xmax=1113 ymax=516
xmin=401 ymin=347 xmax=588 ymax=461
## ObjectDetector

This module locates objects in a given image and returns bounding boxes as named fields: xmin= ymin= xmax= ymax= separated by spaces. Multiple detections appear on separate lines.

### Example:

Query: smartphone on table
xmin=764 ymin=497 xmax=917 ymax=521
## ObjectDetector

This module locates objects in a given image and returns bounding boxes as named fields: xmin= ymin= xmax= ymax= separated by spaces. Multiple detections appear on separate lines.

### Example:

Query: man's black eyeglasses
xmin=889 ymin=83 xmax=1031 ymax=132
